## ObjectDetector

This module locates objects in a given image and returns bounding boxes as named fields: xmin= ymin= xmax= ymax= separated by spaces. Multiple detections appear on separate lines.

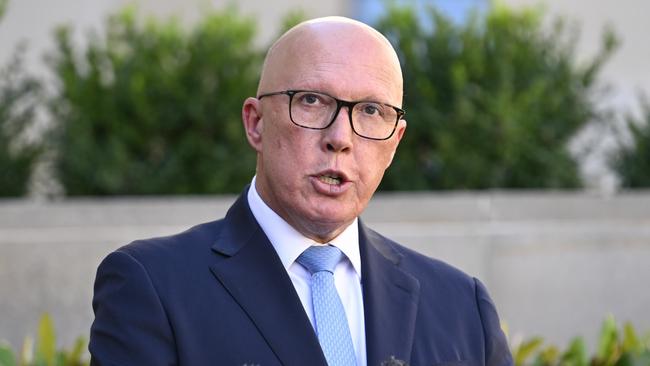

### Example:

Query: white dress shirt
xmin=247 ymin=176 xmax=367 ymax=366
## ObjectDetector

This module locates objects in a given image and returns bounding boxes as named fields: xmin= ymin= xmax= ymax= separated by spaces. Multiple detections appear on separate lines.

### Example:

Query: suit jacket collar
xmin=360 ymin=221 xmax=421 ymax=366
xmin=209 ymin=188 xmax=328 ymax=365
xmin=210 ymin=188 xmax=421 ymax=365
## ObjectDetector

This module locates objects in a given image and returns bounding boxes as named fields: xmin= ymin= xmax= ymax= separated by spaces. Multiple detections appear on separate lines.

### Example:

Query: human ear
xmin=386 ymin=119 xmax=407 ymax=168
xmin=242 ymin=97 xmax=263 ymax=153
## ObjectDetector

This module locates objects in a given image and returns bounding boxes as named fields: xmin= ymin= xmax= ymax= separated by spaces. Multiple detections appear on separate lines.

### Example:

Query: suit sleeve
xmin=89 ymin=250 xmax=177 ymax=366
xmin=474 ymin=278 xmax=514 ymax=366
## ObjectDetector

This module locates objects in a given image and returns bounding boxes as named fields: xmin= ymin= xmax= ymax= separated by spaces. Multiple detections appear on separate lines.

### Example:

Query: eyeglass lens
xmin=290 ymin=91 xmax=398 ymax=139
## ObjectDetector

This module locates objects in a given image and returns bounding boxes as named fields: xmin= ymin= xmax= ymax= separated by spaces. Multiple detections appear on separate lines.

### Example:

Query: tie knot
xmin=297 ymin=245 xmax=344 ymax=274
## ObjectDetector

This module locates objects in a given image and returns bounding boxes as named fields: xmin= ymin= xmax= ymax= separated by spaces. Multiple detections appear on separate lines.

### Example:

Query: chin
xmin=301 ymin=217 xmax=353 ymax=243
xmin=308 ymin=206 xmax=356 ymax=228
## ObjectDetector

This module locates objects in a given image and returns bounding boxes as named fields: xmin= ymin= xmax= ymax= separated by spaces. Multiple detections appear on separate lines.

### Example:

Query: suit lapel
xmin=209 ymin=191 xmax=327 ymax=366
xmin=360 ymin=221 xmax=421 ymax=366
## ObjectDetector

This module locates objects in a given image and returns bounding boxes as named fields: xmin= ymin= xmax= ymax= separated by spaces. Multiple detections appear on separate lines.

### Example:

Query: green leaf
xmin=535 ymin=345 xmax=559 ymax=365
xmin=561 ymin=337 xmax=588 ymax=366
xmin=20 ymin=336 xmax=33 ymax=366
xmin=514 ymin=336 xmax=544 ymax=365
xmin=631 ymin=350 xmax=650 ymax=366
xmin=64 ymin=337 xmax=88 ymax=365
xmin=0 ymin=342 xmax=16 ymax=366
xmin=622 ymin=322 xmax=641 ymax=353
xmin=597 ymin=315 xmax=622 ymax=365
xmin=54 ymin=351 xmax=66 ymax=366
xmin=36 ymin=313 xmax=56 ymax=366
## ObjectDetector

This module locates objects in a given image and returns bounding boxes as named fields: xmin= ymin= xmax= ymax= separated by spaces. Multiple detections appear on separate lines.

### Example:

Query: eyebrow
xmin=288 ymin=81 xmax=397 ymax=106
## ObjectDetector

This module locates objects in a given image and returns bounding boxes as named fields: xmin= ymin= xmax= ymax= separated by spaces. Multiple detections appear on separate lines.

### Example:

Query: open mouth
xmin=318 ymin=174 xmax=342 ymax=185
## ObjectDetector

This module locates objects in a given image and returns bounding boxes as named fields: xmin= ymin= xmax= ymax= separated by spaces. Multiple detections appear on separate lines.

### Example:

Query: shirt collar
xmin=247 ymin=176 xmax=362 ymax=277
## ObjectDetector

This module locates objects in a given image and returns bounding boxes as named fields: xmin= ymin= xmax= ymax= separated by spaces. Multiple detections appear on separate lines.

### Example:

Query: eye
xmin=363 ymin=105 xmax=378 ymax=115
xmin=298 ymin=92 xmax=324 ymax=106
xmin=359 ymin=102 xmax=384 ymax=117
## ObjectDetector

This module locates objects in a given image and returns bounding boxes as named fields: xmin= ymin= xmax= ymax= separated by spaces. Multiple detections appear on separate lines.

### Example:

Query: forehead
xmin=262 ymin=21 xmax=403 ymax=104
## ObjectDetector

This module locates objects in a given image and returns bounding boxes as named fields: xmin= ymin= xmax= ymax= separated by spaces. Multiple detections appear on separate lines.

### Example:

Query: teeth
xmin=319 ymin=175 xmax=342 ymax=185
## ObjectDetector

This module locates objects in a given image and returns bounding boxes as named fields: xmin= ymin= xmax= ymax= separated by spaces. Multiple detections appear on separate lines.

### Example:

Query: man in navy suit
xmin=90 ymin=16 xmax=513 ymax=366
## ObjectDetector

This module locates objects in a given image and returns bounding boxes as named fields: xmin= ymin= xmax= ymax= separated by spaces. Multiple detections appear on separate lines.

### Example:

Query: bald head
xmin=241 ymin=16 xmax=407 ymax=242
xmin=257 ymin=16 xmax=403 ymax=105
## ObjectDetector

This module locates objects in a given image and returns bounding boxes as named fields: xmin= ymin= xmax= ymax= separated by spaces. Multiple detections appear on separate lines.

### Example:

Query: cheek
xmin=373 ymin=144 xmax=399 ymax=177
xmin=265 ymin=126 xmax=309 ymax=173
xmin=263 ymin=115 xmax=290 ymax=152
xmin=358 ymin=147 xmax=392 ymax=186
xmin=279 ymin=127 xmax=318 ymax=158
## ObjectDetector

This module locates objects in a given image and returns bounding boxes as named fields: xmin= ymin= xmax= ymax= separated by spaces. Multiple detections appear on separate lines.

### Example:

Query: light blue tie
xmin=297 ymin=245 xmax=357 ymax=366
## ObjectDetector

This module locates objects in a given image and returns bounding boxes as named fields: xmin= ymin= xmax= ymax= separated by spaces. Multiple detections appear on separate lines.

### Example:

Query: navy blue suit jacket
xmin=90 ymin=189 xmax=513 ymax=365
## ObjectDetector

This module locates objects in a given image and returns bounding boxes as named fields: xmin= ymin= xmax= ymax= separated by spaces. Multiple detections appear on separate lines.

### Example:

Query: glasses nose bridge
xmin=330 ymin=99 xmax=356 ymax=127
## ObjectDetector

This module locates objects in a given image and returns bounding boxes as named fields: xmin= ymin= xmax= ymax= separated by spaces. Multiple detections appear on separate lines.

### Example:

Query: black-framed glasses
xmin=257 ymin=90 xmax=405 ymax=140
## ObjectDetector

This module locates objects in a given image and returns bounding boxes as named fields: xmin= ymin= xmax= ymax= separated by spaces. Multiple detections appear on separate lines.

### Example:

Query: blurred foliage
xmin=47 ymin=6 xmax=261 ymax=195
xmin=278 ymin=10 xmax=306 ymax=35
xmin=0 ymin=44 xmax=42 ymax=197
xmin=611 ymin=96 xmax=650 ymax=187
xmin=0 ymin=314 xmax=88 ymax=366
xmin=1 ymin=314 xmax=647 ymax=366
xmin=5 ymin=3 xmax=627 ymax=194
xmin=511 ymin=316 xmax=650 ymax=366
xmin=0 ymin=0 xmax=6 ymax=19
xmin=376 ymin=4 xmax=618 ymax=190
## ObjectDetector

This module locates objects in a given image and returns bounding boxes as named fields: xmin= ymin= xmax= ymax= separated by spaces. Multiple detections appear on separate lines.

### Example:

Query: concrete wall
xmin=1 ymin=191 xmax=649 ymax=353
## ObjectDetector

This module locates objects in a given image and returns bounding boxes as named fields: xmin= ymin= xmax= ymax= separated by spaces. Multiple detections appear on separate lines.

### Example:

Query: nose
xmin=322 ymin=106 xmax=354 ymax=153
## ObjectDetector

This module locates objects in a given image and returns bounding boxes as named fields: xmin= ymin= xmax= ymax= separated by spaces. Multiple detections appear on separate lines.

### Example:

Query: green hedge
xmin=47 ymin=7 xmax=261 ymax=195
xmin=0 ymin=46 xmax=41 ymax=197
xmin=611 ymin=97 xmax=650 ymax=187
xmin=1 ymin=4 xmax=632 ymax=195
xmin=376 ymin=4 xmax=617 ymax=190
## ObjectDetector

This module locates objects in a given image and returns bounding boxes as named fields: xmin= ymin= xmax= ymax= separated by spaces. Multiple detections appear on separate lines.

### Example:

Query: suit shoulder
xmin=368 ymin=228 xmax=476 ymax=289
xmin=115 ymin=218 xmax=225 ymax=264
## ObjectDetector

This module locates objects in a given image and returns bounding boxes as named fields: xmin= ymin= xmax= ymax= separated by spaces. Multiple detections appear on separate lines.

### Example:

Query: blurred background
xmin=1 ymin=0 xmax=649 ymax=365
